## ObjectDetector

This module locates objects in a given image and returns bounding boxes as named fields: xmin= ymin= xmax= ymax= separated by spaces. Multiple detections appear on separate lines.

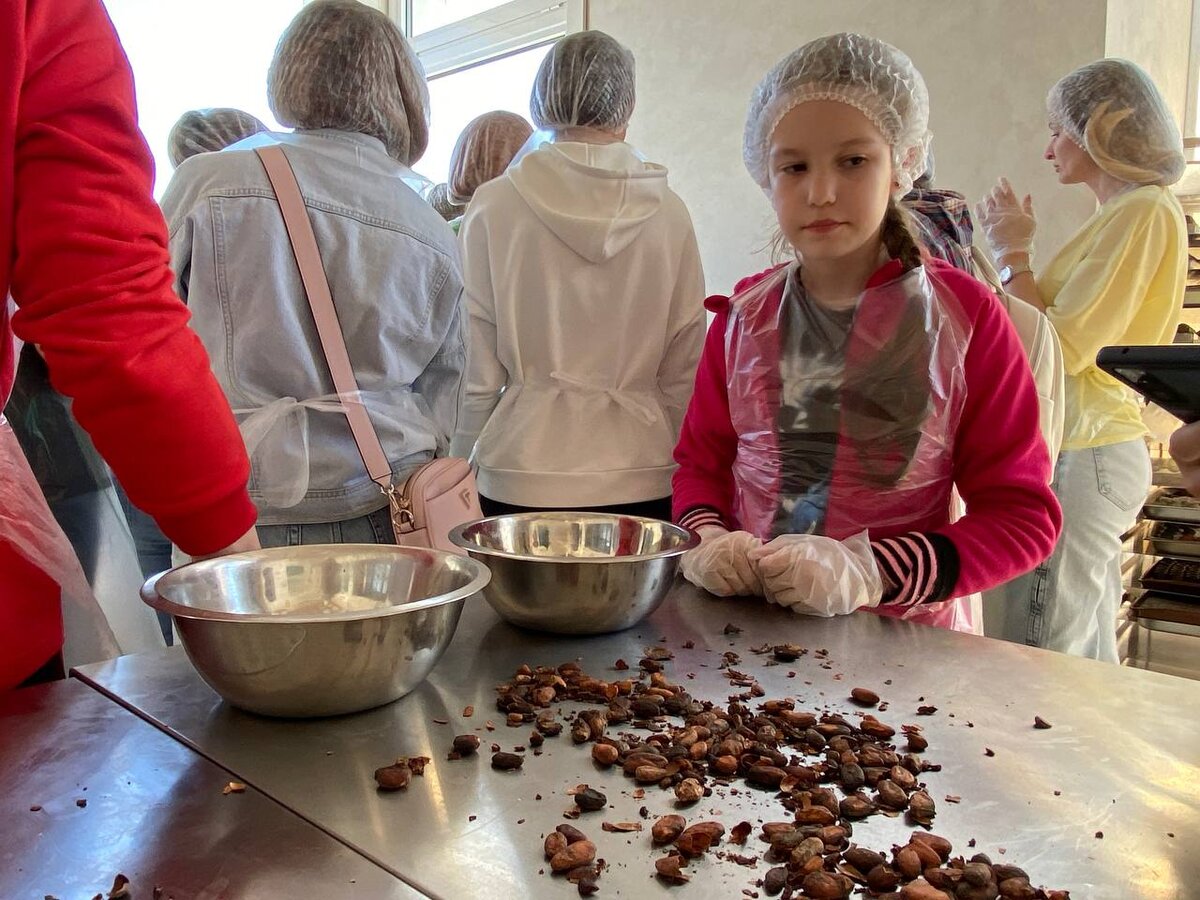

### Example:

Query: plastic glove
xmin=747 ymin=530 xmax=882 ymax=617
xmin=679 ymin=525 xmax=764 ymax=597
xmin=976 ymin=177 xmax=1036 ymax=260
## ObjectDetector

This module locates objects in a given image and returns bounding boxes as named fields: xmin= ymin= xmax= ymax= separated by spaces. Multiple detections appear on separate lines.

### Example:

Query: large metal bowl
xmin=448 ymin=513 xmax=698 ymax=634
xmin=140 ymin=544 xmax=490 ymax=718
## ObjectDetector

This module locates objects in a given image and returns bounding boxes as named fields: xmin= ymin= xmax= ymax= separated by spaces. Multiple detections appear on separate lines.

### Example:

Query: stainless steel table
xmin=0 ymin=677 xmax=424 ymax=899
xmin=75 ymin=584 xmax=1200 ymax=899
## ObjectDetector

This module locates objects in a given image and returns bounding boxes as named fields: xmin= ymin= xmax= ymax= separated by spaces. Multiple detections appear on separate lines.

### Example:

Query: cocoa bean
xmin=908 ymin=790 xmax=936 ymax=826
xmin=688 ymin=740 xmax=709 ymax=760
xmin=794 ymin=805 xmax=836 ymax=826
xmin=991 ymin=865 xmax=1028 ymax=882
xmin=710 ymin=755 xmax=739 ymax=776
xmin=907 ymin=732 xmax=930 ymax=752
xmin=840 ymin=762 xmax=865 ymax=790
xmin=876 ymin=779 xmax=909 ymax=810
xmin=651 ymin=814 xmax=687 ymax=844
xmin=557 ymin=824 xmax=588 ymax=844
xmin=635 ymin=765 xmax=670 ymax=783
xmin=763 ymin=866 xmax=788 ymax=896
xmin=838 ymin=795 xmax=875 ymax=819
xmin=575 ymin=787 xmax=607 ymax=812
xmin=894 ymin=846 xmax=923 ymax=880
xmin=591 ymin=743 xmax=619 ymax=767
xmin=683 ymin=821 xmax=724 ymax=841
xmin=373 ymin=764 xmax=411 ymax=791
xmin=850 ymin=687 xmax=880 ymax=706
xmin=998 ymin=877 xmax=1037 ymax=899
xmin=962 ymin=863 xmax=993 ymax=888
xmin=655 ymin=854 xmax=689 ymax=885
xmin=789 ymin=836 xmax=825 ymax=867
xmin=490 ymin=751 xmax=524 ymax=771
xmin=550 ymin=839 xmax=596 ymax=873
xmin=748 ymin=765 xmax=786 ymax=788
xmin=899 ymin=879 xmax=953 ymax=900
xmin=800 ymin=870 xmax=852 ymax=899
xmin=452 ymin=734 xmax=481 ymax=755
xmin=674 ymin=778 xmax=704 ymax=805
xmin=867 ymin=864 xmax=901 ymax=892
xmin=909 ymin=840 xmax=941 ymax=869
xmin=889 ymin=764 xmax=917 ymax=791
xmin=623 ymin=753 xmax=668 ymax=775
xmin=544 ymin=831 xmax=568 ymax=859
xmin=843 ymin=847 xmax=885 ymax=873
xmin=673 ymin=830 xmax=713 ymax=858
xmin=859 ymin=716 xmax=896 ymax=739
xmin=910 ymin=832 xmax=953 ymax=861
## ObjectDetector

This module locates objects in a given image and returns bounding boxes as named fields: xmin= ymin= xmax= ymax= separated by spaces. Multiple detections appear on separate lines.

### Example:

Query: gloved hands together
xmin=976 ymin=177 xmax=1036 ymax=260
xmin=679 ymin=525 xmax=764 ymax=597
xmin=746 ymin=530 xmax=882 ymax=617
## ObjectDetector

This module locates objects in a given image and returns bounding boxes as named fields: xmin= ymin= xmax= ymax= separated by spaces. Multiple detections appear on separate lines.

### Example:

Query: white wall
xmin=1105 ymin=0 xmax=1193 ymax=129
xmin=590 ymin=0 xmax=1111 ymax=295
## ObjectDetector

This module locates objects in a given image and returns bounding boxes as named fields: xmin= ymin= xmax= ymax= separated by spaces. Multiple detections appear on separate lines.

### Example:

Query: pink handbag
xmin=256 ymin=145 xmax=481 ymax=554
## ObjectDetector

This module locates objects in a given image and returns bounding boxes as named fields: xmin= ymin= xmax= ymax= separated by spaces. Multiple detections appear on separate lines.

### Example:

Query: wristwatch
xmin=999 ymin=262 xmax=1032 ymax=286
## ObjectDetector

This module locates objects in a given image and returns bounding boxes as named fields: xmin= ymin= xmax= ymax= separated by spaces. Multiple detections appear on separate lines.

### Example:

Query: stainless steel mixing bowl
xmin=448 ymin=513 xmax=698 ymax=634
xmin=140 ymin=544 xmax=490 ymax=718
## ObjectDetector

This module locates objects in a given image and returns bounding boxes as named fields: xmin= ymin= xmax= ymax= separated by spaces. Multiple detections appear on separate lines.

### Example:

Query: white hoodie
xmin=451 ymin=141 xmax=705 ymax=507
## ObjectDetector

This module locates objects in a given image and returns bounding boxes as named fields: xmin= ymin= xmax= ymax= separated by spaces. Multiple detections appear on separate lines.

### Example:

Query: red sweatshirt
xmin=673 ymin=258 xmax=1062 ymax=603
xmin=0 ymin=0 xmax=256 ymax=686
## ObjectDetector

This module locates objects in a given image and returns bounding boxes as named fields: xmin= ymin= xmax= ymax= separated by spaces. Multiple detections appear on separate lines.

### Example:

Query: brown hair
xmin=880 ymin=198 xmax=924 ymax=271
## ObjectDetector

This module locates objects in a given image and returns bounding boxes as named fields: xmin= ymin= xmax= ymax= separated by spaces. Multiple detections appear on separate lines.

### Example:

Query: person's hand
xmin=747 ymin=531 xmax=882 ymax=617
xmin=976 ymin=178 xmax=1036 ymax=261
xmin=1170 ymin=421 xmax=1200 ymax=497
xmin=192 ymin=525 xmax=260 ymax=561
xmin=679 ymin=525 xmax=764 ymax=597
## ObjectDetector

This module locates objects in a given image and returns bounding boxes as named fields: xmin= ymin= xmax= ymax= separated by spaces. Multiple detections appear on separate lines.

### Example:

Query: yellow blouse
xmin=1039 ymin=185 xmax=1186 ymax=451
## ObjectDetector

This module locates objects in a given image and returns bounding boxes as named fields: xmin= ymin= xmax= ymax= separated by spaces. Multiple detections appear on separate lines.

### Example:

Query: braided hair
xmin=880 ymin=198 xmax=925 ymax=271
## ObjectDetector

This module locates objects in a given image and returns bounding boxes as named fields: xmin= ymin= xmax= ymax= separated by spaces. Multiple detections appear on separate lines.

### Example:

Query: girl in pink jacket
xmin=672 ymin=34 xmax=1061 ymax=631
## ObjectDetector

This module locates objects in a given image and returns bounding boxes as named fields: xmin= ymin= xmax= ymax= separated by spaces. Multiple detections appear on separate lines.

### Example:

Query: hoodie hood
xmin=507 ymin=141 xmax=668 ymax=263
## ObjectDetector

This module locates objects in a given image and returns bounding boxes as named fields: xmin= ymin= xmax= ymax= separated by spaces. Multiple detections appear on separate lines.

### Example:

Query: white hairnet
xmin=448 ymin=111 xmax=533 ymax=204
xmin=530 ymin=30 xmax=636 ymax=132
xmin=268 ymin=0 xmax=430 ymax=166
xmin=744 ymin=33 xmax=930 ymax=195
xmin=1047 ymin=58 xmax=1185 ymax=186
xmin=427 ymin=183 xmax=463 ymax=221
xmin=167 ymin=108 xmax=268 ymax=167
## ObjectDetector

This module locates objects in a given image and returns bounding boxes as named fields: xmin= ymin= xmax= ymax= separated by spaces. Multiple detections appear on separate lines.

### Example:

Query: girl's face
xmin=767 ymin=100 xmax=896 ymax=266
xmin=1044 ymin=122 xmax=1100 ymax=185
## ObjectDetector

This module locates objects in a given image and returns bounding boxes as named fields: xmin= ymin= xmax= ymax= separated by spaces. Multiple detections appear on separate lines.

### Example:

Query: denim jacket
xmin=161 ymin=130 xmax=465 ymax=525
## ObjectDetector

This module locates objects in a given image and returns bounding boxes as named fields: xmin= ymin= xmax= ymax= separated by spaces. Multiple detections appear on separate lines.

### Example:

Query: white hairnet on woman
xmin=743 ymin=32 xmax=930 ymax=195
xmin=168 ymin=108 xmax=268 ymax=167
xmin=529 ymin=30 xmax=636 ymax=133
xmin=427 ymin=182 xmax=463 ymax=222
xmin=977 ymin=57 xmax=1187 ymax=662
xmin=448 ymin=111 xmax=533 ymax=205
xmin=1047 ymin=58 xmax=1185 ymax=187
xmin=268 ymin=0 xmax=430 ymax=166
xmin=161 ymin=0 xmax=465 ymax=554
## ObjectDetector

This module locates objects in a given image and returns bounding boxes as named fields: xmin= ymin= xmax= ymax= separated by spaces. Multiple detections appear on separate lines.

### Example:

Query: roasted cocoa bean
xmin=491 ymin=751 xmax=524 ymax=771
xmin=536 ymin=718 xmax=563 ymax=736
xmin=794 ymin=806 xmax=836 ymax=826
xmin=843 ymin=847 xmax=885 ymax=873
xmin=655 ymin=854 xmax=689 ymax=884
xmin=962 ymin=863 xmax=993 ymax=888
xmin=890 ymin=764 xmax=917 ymax=791
xmin=850 ymin=687 xmax=880 ymax=706
xmin=544 ymin=831 xmax=568 ymax=859
xmin=838 ymin=795 xmax=875 ymax=819
xmin=635 ymin=765 xmax=670 ymax=783
xmin=550 ymin=840 xmax=596 ymax=873
xmin=789 ymin=836 xmax=825 ymax=867
xmin=674 ymin=778 xmax=704 ymax=805
xmin=894 ymin=846 xmax=923 ymax=880
xmin=623 ymin=753 xmax=668 ymax=775
xmin=839 ymin=763 xmax=865 ymax=790
xmin=763 ymin=866 xmax=788 ymax=896
xmin=859 ymin=716 xmax=896 ymax=740
xmin=575 ymin=787 xmax=607 ymax=812
xmin=673 ymin=830 xmax=713 ymax=858
xmin=557 ymin=824 xmax=588 ymax=844
xmin=452 ymin=734 xmax=481 ymax=755
xmin=908 ymin=790 xmax=936 ymax=826
xmin=688 ymin=740 xmax=709 ymax=760
xmin=867 ymin=864 xmax=902 ymax=892
xmin=374 ymin=764 xmax=411 ymax=791
xmin=899 ymin=879 xmax=953 ymax=900
xmin=907 ymin=732 xmax=930 ymax=752
xmin=991 ymin=865 xmax=1029 ymax=883
xmin=876 ymin=779 xmax=909 ymax=810
xmin=748 ymin=765 xmax=786 ymax=788
xmin=711 ymin=755 xmax=739 ymax=776
xmin=652 ymin=814 xmax=687 ymax=844
xmin=800 ymin=870 xmax=853 ymax=899
xmin=909 ymin=840 xmax=941 ymax=870
xmin=910 ymin=832 xmax=953 ymax=861
xmin=591 ymin=743 xmax=619 ymax=767
xmin=998 ymin=877 xmax=1037 ymax=899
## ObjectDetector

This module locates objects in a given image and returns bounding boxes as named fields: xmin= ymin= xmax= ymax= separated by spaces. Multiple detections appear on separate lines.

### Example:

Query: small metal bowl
xmin=141 ymin=544 xmax=490 ymax=718
xmin=448 ymin=513 xmax=698 ymax=634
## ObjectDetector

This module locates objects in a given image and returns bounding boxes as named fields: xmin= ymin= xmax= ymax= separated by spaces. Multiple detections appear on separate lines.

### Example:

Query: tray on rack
xmin=1143 ymin=488 xmax=1200 ymax=524
xmin=1129 ymin=591 xmax=1200 ymax=635
xmin=1140 ymin=558 xmax=1200 ymax=598
xmin=1142 ymin=521 xmax=1200 ymax=559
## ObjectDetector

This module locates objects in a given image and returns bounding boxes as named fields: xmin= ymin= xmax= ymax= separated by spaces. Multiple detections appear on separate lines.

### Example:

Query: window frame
xmin=379 ymin=0 xmax=585 ymax=79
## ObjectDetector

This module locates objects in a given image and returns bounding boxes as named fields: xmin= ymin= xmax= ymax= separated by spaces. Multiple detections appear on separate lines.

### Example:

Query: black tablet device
xmin=1096 ymin=345 xmax=1200 ymax=423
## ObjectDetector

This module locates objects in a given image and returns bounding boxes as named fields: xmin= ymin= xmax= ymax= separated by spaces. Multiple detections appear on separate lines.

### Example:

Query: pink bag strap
xmin=255 ymin=145 xmax=393 ymax=494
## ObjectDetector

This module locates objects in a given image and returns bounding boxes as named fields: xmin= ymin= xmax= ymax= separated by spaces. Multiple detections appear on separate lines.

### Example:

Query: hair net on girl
xmin=427 ymin=183 xmax=463 ymax=221
xmin=530 ymin=30 xmax=636 ymax=133
xmin=1047 ymin=58 xmax=1185 ymax=186
xmin=448 ymin=111 xmax=533 ymax=204
xmin=268 ymin=0 xmax=430 ymax=166
xmin=743 ymin=33 xmax=930 ymax=194
xmin=168 ymin=108 xmax=268 ymax=167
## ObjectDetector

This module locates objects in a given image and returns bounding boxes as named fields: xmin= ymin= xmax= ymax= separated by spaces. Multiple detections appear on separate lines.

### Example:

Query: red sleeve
xmin=672 ymin=300 xmax=739 ymax=525
xmin=931 ymin=263 xmax=1062 ymax=595
xmin=7 ymin=0 xmax=255 ymax=554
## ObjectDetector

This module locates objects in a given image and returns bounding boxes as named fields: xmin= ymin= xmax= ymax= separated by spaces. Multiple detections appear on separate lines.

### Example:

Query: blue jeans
xmin=116 ymin=482 xmax=175 ymax=644
xmin=256 ymin=505 xmax=395 ymax=548
xmin=985 ymin=439 xmax=1150 ymax=662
